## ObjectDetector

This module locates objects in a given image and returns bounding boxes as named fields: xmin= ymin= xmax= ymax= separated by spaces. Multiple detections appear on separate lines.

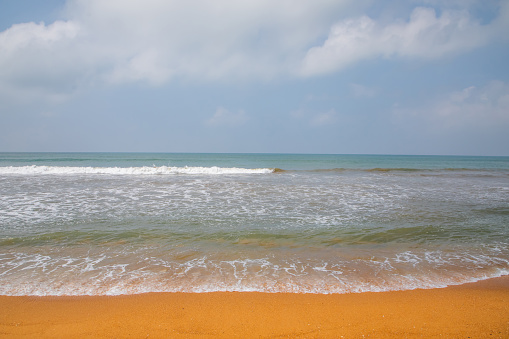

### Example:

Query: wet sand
xmin=1 ymin=276 xmax=508 ymax=338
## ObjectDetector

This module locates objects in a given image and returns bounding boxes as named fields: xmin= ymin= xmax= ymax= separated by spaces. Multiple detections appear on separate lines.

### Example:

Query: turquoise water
xmin=1 ymin=152 xmax=508 ymax=170
xmin=0 ymin=153 xmax=508 ymax=295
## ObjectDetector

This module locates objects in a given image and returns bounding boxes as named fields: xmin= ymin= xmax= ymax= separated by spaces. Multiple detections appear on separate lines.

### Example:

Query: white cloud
xmin=394 ymin=80 xmax=509 ymax=131
xmin=291 ymin=108 xmax=340 ymax=127
xmin=350 ymin=83 xmax=376 ymax=98
xmin=107 ymin=49 xmax=171 ymax=86
xmin=0 ymin=20 xmax=82 ymax=99
xmin=432 ymin=81 xmax=509 ymax=128
xmin=300 ymin=5 xmax=505 ymax=76
xmin=310 ymin=109 xmax=338 ymax=126
xmin=0 ymin=20 xmax=78 ymax=51
xmin=206 ymin=107 xmax=249 ymax=127
xmin=61 ymin=0 xmax=355 ymax=84
xmin=0 ymin=0 xmax=360 ymax=101
xmin=0 ymin=0 xmax=508 ymax=103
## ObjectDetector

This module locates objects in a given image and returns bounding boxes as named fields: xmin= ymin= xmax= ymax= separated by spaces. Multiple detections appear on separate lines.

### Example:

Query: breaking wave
xmin=0 ymin=165 xmax=275 ymax=175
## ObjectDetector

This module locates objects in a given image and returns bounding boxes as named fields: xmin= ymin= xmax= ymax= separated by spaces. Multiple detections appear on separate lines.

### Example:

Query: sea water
xmin=0 ymin=153 xmax=508 ymax=296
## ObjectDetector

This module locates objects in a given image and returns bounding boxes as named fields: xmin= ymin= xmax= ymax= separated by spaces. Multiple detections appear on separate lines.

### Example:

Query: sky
xmin=0 ymin=0 xmax=508 ymax=155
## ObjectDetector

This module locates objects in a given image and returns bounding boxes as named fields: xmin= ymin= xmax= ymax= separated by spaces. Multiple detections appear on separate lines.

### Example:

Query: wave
xmin=298 ymin=167 xmax=509 ymax=175
xmin=0 ymin=251 xmax=507 ymax=296
xmin=367 ymin=167 xmax=425 ymax=172
xmin=0 ymin=165 xmax=275 ymax=175
xmin=299 ymin=167 xmax=453 ymax=173
xmin=0 ymin=165 xmax=506 ymax=177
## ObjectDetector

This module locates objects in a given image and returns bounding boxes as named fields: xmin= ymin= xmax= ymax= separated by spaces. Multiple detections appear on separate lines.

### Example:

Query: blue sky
xmin=1 ymin=0 xmax=508 ymax=155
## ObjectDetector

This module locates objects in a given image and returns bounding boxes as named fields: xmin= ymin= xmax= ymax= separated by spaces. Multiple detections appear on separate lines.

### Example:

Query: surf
xmin=0 ymin=165 xmax=276 ymax=175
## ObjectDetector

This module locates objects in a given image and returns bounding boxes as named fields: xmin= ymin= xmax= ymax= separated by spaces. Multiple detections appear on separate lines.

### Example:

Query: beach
xmin=1 ymin=276 xmax=508 ymax=338
xmin=1 ymin=153 xmax=509 ymax=337
xmin=2 ymin=0 xmax=509 ymax=333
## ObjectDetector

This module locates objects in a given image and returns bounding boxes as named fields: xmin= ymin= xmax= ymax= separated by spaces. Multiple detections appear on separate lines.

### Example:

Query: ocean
xmin=0 ymin=153 xmax=508 ymax=296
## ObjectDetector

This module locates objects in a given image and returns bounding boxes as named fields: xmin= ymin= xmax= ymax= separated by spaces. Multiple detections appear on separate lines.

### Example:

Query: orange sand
xmin=1 ymin=276 xmax=508 ymax=338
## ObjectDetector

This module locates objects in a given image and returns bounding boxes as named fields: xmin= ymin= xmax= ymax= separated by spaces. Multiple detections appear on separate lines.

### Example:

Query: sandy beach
xmin=0 ymin=276 xmax=507 ymax=338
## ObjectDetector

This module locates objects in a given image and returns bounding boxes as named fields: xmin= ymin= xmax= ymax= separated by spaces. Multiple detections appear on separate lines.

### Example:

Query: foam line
xmin=0 ymin=165 xmax=274 ymax=175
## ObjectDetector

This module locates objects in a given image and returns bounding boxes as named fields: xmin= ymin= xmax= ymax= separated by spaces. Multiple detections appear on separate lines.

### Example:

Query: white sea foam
xmin=1 ymin=247 xmax=508 ymax=296
xmin=1 ymin=265 xmax=507 ymax=296
xmin=0 ymin=165 xmax=274 ymax=175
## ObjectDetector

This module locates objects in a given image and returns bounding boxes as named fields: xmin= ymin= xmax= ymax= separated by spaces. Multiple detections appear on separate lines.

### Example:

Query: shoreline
xmin=1 ymin=276 xmax=508 ymax=338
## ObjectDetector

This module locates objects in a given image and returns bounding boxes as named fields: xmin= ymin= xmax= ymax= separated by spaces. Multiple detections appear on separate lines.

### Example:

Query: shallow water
xmin=1 ymin=153 xmax=508 ymax=295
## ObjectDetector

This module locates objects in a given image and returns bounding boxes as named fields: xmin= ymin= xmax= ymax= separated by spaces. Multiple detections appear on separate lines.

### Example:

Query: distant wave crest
xmin=0 ymin=165 xmax=275 ymax=175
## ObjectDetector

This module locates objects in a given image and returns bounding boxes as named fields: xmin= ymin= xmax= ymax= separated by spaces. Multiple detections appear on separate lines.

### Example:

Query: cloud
xmin=394 ymin=80 xmax=509 ymax=131
xmin=310 ymin=109 xmax=338 ymax=126
xmin=0 ymin=0 xmax=508 ymax=104
xmin=0 ymin=20 xmax=78 ymax=50
xmin=432 ymin=81 xmax=509 ymax=128
xmin=0 ymin=20 xmax=82 ymax=100
xmin=291 ymin=108 xmax=340 ymax=127
xmin=300 ymin=5 xmax=505 ymax=76
xmin=205 ymin=107 xmax=249 ymax=127
xmin=0 ymin=0 xmax=362 ymax=102
xmin=107 ymin=49 xmax=171 ymax=86
xmin=61 ymin=0 xmax=357 ymax=84
xmin=350 ymin=83 xmax=376 ymax=98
